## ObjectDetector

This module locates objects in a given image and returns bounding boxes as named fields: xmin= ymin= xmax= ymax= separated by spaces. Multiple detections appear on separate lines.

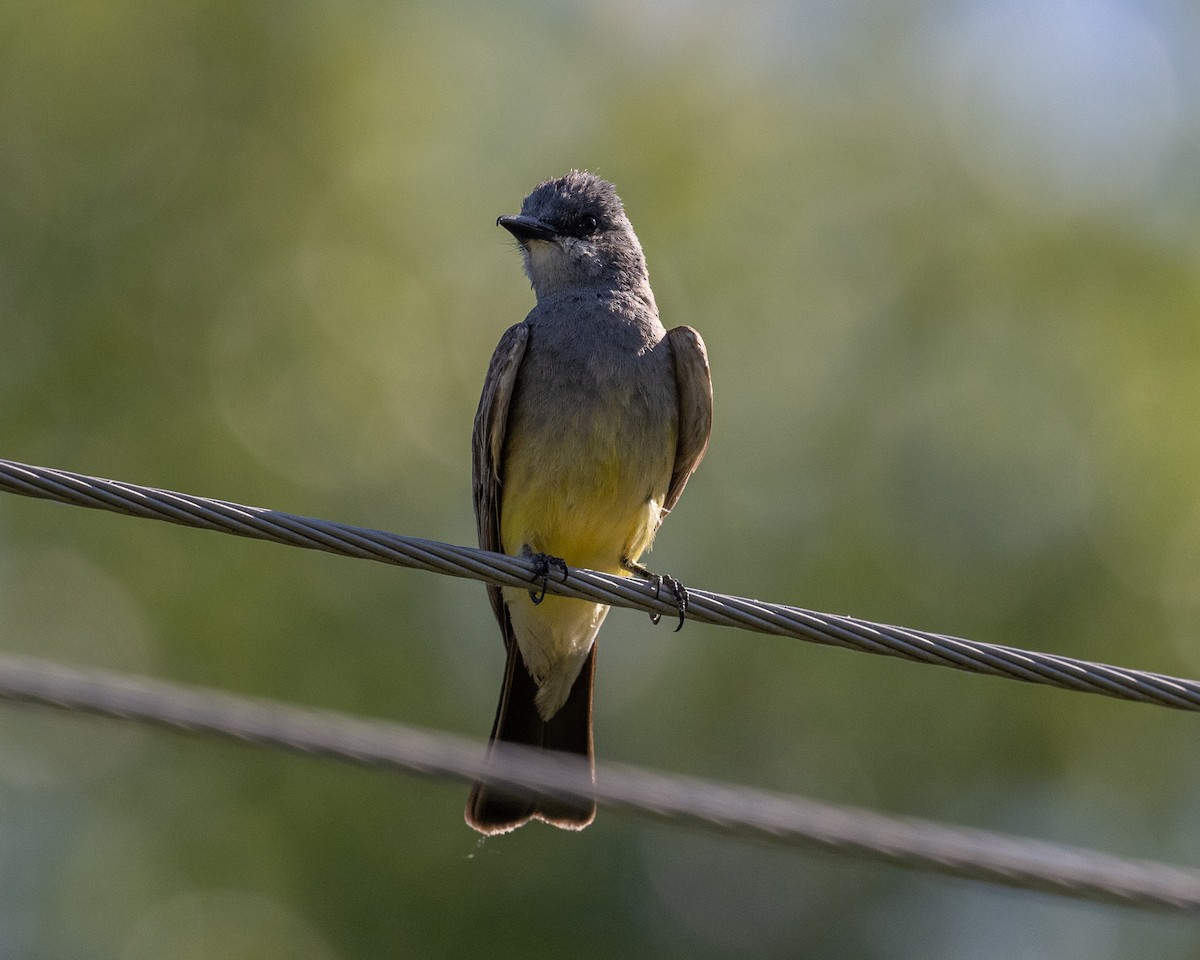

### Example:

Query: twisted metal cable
xmin=0 ymin=652 xmax=1197 ymax=912
xmin=3 ymin=457 xmax=1198 ymax=711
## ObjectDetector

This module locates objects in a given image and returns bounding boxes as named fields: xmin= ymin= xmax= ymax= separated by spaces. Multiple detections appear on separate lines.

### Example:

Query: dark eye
xmin=581 ymin=214 xmax=598 ymax=233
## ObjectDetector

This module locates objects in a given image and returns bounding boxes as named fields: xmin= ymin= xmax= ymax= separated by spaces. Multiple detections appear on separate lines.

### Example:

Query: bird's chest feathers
xmin=499 ymin=319 xmax=677 ymax=564
xmin=513 ymin=373 xmax=671 ymax=484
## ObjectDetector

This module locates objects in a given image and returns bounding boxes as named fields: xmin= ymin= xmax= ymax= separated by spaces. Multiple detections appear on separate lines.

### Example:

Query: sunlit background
xmin=2 ymin=0 xmax=1199 ymax=955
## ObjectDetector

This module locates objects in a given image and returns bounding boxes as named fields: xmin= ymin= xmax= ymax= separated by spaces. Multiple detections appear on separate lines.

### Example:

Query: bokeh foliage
xmin=1 ymin=0 xmax=1199 ymax=956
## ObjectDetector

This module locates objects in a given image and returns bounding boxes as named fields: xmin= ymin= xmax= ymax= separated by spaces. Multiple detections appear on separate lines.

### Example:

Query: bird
xmin=466 ymin=171 xmax=713 ymax=834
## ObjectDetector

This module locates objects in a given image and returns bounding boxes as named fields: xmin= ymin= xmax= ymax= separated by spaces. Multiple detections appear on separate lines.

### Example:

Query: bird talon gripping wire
xmin=663 ymin=575 xmax=688 ymax=632
xmin=527 ymin=552 xmax=569 ymax=605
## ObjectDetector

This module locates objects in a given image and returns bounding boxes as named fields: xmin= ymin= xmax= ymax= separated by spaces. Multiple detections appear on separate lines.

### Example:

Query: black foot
xmin=527 ymin=552 xmax=569 ymax=604
xmin=622 ymin=559 xmax=689 ymax=631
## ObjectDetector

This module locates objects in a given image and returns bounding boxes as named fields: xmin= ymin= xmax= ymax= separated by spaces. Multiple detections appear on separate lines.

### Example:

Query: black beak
xmin=497 ymin=214 xmax=557 ymax=242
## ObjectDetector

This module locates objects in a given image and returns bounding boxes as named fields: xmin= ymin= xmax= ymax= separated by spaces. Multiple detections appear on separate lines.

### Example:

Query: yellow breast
xmin=499 ymin=421 xmax=674 ymax=574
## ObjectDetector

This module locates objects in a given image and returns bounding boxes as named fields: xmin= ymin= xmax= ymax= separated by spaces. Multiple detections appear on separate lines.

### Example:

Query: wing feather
xmin=471 ymin=322 xmax=530 ymax=634
xmin=662 ymin=325 xmax=713 ymax=521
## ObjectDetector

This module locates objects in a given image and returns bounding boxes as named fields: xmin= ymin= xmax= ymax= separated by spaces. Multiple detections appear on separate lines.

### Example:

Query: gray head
xmin=498 ymin=171 xmax=650 ymax=299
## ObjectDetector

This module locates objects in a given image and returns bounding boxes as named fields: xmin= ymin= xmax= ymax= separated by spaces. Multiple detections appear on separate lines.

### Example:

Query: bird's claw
xmin=527 ymin=552 xmax=569 ymax=604
xmin=647 ymin=575 xmax=664 ymax=625
xmin=658 ymin=575 xmax=688 ymax=632
xmin=624 ymin=559 xmax=688 ymax=631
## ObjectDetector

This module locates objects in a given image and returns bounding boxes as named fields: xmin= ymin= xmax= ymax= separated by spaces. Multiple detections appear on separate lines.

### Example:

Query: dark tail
xmin=465 ymin=638 xmax=596 ymax=835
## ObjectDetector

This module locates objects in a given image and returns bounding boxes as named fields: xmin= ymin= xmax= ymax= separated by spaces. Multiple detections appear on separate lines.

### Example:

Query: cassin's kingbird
xmin=466 ymin=171 xmax=713 ymax=834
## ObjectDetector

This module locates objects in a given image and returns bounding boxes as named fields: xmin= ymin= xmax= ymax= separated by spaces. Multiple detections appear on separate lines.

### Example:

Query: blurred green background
xmin=2 ymin=0 xmax=1199 ymax=955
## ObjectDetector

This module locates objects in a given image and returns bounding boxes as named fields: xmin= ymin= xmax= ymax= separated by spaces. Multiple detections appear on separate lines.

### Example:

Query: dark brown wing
xmin=662 ymin=325 xmax=713 ymax=521
xmin=472 ymin=322 xmax=529 ymax=632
